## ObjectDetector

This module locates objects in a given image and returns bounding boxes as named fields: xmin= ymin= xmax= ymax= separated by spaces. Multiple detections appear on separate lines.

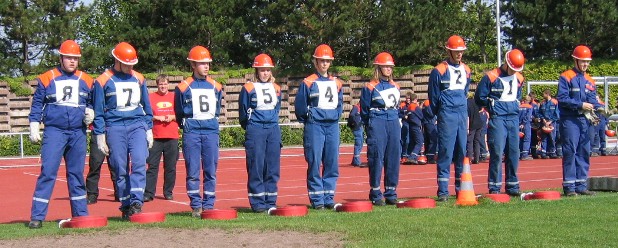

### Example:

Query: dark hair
xmin=156 ymin=74 xmax=168 ymax=84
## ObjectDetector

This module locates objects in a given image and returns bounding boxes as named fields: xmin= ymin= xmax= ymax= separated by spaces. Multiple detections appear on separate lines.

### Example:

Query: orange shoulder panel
xmin=206 ymin=77 xmax=223 ymax=91
xmin=550 ymin=99 xmax=558 ymax=105
xmin=274 ymin=83 xmax=281 ymax=96
xmin=560 ymin=70 xmax=576 ymax=82
xmin=423 ymin=100 xmax=430 ymax=107
xmin=407 ymin=103 xmax=418 ymax=111
xmin=399 ymin=102 xmax=407 ymax=108
xmin=95 ymin=70 xmax=113 ymax=87
xmin=78 ymin=70 xmax=94 ymax=89
xmin=37 ymin=68 xmax=60 ymax=87
xmin=463 ymin=63 xmax=471 ymax=75
xmin=303 ymin=74 xmax=319 ymax=88
xmin=486 ymin=68 xmax=500 ymax=82
xmin=435 ymin=62 xmax=448 ymax=75
xmin=243 ymin=82 xmax=255 ymax=93
xmin=584 ymin=74 xmax=596 ymax=85
xmin=132 ymin=70 xmax=145 ymax=84
xmin=366 ymin=79 xmax=379 ymax=91
xmin=520 ymin=103 xmax=532 ymax=108
xmin=516 ymin=72 xmax=525 ymax=86
xmin=335 ymin=78 xmax=344 ymax=91
xmin=177 ymin=77 xmax=194 ymax=93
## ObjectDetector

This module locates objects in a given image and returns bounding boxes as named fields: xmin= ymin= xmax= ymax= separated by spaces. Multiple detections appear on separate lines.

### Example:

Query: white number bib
xmin=377 ymin=87 xmax=400 ymax=108
xmin=114 ymin=82 xmax=141 ymax=111
xmin=316 ymin=80 xmax=338 ymax=109
xmin=497 ymin=75 xmax=518 ymax=102
xmin=191 ymin=88 xmax=216 ymax=120
xmin=447 ymin=65 xmax=467 ymax=90
xmin=253 ymin=83 xmax=277 ymax=110
xmin=54 ymin=79 xmax=80 ymax=107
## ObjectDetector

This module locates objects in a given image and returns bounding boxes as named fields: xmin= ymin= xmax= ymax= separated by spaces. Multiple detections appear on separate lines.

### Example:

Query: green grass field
xmin=2 ymin=192 xmax=617 ymax=247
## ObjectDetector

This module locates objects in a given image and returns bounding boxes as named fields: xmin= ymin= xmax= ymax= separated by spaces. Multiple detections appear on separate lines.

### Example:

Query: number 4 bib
xmin=316 ymin=80 xmax=338 ymax=110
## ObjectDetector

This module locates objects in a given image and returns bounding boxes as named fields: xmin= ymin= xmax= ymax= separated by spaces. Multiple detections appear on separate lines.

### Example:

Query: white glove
xmin=29 ymin=122 xmax=41 ymax=143
xmin=146 ymin=129 xmax=153 ymax=149
xmin=83 ymin=108 xmax=94 ymax=125
xmin=96 ymin=134 xmax=109 ymax=156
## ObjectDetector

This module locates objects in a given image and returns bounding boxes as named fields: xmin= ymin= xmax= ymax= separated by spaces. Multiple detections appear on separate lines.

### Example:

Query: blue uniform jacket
xmin=519 ymin=103 xmax=533 ymax=126
xmin=239 ymin=80 xmax=281 ymax=129
xmin=421 ymin=100 xmax=436 ymax=125
xmin=475 ymin=67 xmax=523 ymax=119
xmin=406 ymin=103 xmax=423 ymax=126
xmin=360 ymin=79 xmax=401 ymax=123
xmin=29 ymin=67 xmax=94 ymax=129
xmin=557 ymin=68 xmax=602 ymax=117
xmin=92 ymin=68 xmax=153 ymax=135
xmin=428 ymin=60 xmax=471 ymax=115
xmin=294 ymin=73 xmax=343 ymax=123
xmin=174 ymin=75 xmax=223 ymax=134
xmin=348 ymin=103 xmax=363 ymax=130
xmin=539 ymin=98 xmax=560 ymax=121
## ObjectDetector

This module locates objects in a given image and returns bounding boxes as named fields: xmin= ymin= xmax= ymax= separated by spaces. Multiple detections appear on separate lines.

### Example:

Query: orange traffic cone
xmin=456 ymin=157 xmax=478 ymax=206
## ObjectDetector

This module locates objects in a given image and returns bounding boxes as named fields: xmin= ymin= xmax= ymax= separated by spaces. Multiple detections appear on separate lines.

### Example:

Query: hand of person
xmin=582 ymin=102 xmax=594 ymax=111
xmin=96 ymin=134 xmax=109 ymax=156
xmin=29 ymin=122 xmax=41 ymax=143
xmin=146 ymin=129 xmax=153 ymax=149
xmin=83 ymin=108 xmax=94 ymax=125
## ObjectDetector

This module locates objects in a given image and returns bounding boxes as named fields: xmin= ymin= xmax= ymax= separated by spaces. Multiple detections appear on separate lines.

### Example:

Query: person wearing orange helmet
xmin=428 ymin=35 xmax=472 ymax=201
xmin=174 ymin=45 xmax=224 ymax=217
xmin=239 ymin=54 xmax=282 ymax=213
xmin=518 ymin=95 xmax=534 ymax=160
xmin=475 ymin=49 xmax=526 ymax=196
xmin=360 ymin=52 xmax=401 ymax=206
xmin=556 ymin=45 xmax=603 ymax=196
xmin=92 ymin=41 xmax=154 ymax=220
xmin=27 ymin=40 xmax=94 ymax=229
xmin=538 ymin=89 xmax=561 ymax=159
xmin=294 ymin=44 xmax=344 ymax=210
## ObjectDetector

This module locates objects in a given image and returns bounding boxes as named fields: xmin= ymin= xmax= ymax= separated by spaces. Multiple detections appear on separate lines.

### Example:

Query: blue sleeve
xmin=588 ymin=88 xmax=602 ymax=109
xmin=92 ymin=81 xmax=106 ymax=135
xmin=414 ymin=107 xmax=423 ymax=126
xmin=337 ymin=84 xmax=344 ymax=117
xmin=28 ymin=79 xmax=45 ymax=122
xmin=239 ymin=86 xmax=250 ymax=129
xmin=215 ymin=87 xmax=223 ymax=117
xmin=360 ymin=86 xmax=372 ymax=124
xmin=174 ymin=87 xmax=184 ymax=129
xmin=475 ymin=75 xmax=491 ymax=107
xmin=140 ymin=80 xmax=153 ymax=129
xmin=294 ymin=81 xmax=309 ymax=123
xmin=428 ymin=69 xmax=441 ymax=114
xmin=556 ymin=76 xmax=581 ymax=111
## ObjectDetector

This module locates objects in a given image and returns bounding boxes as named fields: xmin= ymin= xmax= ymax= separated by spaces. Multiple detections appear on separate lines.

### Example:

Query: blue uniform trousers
xmin=366 ymin=118 xmax=401 ymax=202
xmin=487 ymin=118 xmax=520 ymax=193
xmin=400 ymin=122 xmax=410 ymax=158
xmin=303 ymin=121 xmax=340 ymax=207
xmin=31 ymin=126 xmax=88 ymax=221
xmin=423 ymin=123 xmax=438 ymax=160
xmin=593 ymin=125 xmax=607 ymax=154
xmin=183 ymin=132 xmax=219 ymax=210
xmin=520 ymin=123 xmax=532 ymax=158
xmin=408 ymin=125 xmax=423 ymax=160
xmin=436 ymin=110 xmax=466 ymax=197
xmin=107 ymin=122 xmax=148 ymax=210
xmin=245 ymin=124 xmax=281 ymax=211
xmin=541 ymin=125 xmax=557 ymax=156
xmin=352 ymin=127 xmax=364 ymax=165
xmin=561 ymin=117 xmax=591 ymax=193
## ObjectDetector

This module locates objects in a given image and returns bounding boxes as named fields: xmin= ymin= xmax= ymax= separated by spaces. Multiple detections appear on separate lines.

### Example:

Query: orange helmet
xmin=313 ymin=44 xmax=334 ymax=60
xmin=542 ymin=126 xmax=554 ymax=134
xmin=112 ymin=42 xmax=138 ymax=65
xmin=572 ymin=45 xmax=592 ymax=61
xmin=506 ymin=49 xmax=525 ymax=72
xmin=187 ymin=46 xmax=213 ymax=62
xmin=59 ymin=40 xmax=81 ymax=57
xmin=606 ymin=130 xmax=616 ymax=137
xmin=519 ymin=132 xmax=525 ymax=138
xmin=445 ymin=35 xmax=467 ymax=51
xmin=253 ymin=53 xmax=275 ymax=68
xmin=373 ymin=52 xmax=395 ymax=66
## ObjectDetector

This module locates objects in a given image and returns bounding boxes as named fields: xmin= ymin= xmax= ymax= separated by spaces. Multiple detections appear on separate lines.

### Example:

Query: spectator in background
xmin=399 ymin=93 xmax=411 ymax=163
xmin=421 ymin=100 xmax=438 ymax=164
xmin=519 ymin=96 xmax=534 ymax=160
xmin=466 ymin=91 xmax=483 ymax=164
xmin=86 ymin=128 xmax=118 ymax=204
xmin=479 ymin=107 xmax=489 ymax=162
xmin=348 ymin=102 xmax=366 ymax=167
xmin=405 ymin=93 xmax=424 ymax=165
xmin=144 ymin=74 xmax=179 ymax=202
xmin=592 ymin=95 xmax=608 ymax=156
xmin=539 ymin=89 xmax=560 ymax=159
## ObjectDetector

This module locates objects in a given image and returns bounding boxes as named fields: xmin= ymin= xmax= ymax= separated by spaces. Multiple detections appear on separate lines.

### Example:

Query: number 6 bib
xmin=191 ymin=88 xmax=216 ymax=120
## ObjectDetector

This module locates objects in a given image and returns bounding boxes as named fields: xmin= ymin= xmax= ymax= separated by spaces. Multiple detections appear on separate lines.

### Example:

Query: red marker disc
xmin=531 ymin=191 xmax=561 ymax=200
xmin=396 ymin=198 xmax=436 ymax=209
xmin=268 ymin=206 xmax=308 ymax=217
xmin=129 ymin=212 xmax=166 ymax=224
xmin=484 ymin=193 xmax=511 ymax=203
xmin=59 ymin=216 xmax=108 ymax=228
xmin=201 ymin=209 xmax=238 ymax=220
xmin=334 ymin=201 xmax=373 ymax=213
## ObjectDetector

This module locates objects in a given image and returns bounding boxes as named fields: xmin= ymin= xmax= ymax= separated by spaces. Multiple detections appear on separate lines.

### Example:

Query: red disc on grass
xmin=531 ymin=191 xmax=561 ymax=200
xmin=60 ymin=216 xmax=108 ymax=228
xmin=268 ymin=206 xmax=308 ymax=217
xmin=129 ymin=212 xmax=166 ymax=224
xmin=484 ymin=193 xmax=511 ymax=203
xmin=201 ymin=209 xmax=238 ymax=220
xmin=334 ymin=201 xmax=373 ymax=213
xmin=396 ymin=198 xmax=436 ymax=209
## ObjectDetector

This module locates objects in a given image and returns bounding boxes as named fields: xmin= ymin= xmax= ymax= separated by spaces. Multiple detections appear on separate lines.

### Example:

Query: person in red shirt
xmin=144 ymin=74 xmax=179 ymax=202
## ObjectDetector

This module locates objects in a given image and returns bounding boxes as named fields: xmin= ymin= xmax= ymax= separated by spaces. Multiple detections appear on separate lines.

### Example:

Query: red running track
xmin=0 ymin=145 xmax=616 ymax=224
